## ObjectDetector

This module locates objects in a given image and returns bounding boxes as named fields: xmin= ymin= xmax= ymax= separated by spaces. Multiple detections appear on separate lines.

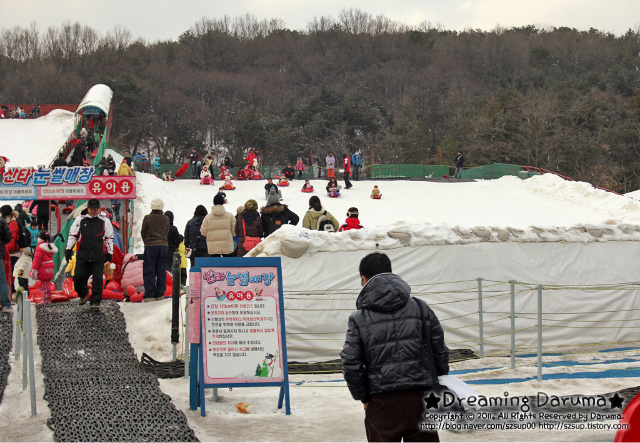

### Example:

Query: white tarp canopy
xmin=75 ymin=84 xmax=113 ymax=119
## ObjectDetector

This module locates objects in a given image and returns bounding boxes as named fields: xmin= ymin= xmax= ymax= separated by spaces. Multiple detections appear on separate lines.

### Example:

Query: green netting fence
xmin=461 ymin=163 xmax=525 ymax=180
xmin=368 ymin=164 xmax=449 ymax=179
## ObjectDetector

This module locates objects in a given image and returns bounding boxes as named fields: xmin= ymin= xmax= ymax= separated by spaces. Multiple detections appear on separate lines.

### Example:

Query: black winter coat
xmin=260 ymin=204 xmax=299 ymax=236
xmin=340 ymin=273 xmax=449 ymax=403
xmin=52 ymin=158 xmax=68 ymax=169
xmin=0 ymin=218 xmax=12 ymax=250
xmin=184 ymin=215 xmax=207 ymax=254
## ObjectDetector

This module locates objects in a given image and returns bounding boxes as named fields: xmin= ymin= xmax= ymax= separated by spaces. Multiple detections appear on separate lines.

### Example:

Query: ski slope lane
xmin=0 ymin=110 xmax=75 ymax=167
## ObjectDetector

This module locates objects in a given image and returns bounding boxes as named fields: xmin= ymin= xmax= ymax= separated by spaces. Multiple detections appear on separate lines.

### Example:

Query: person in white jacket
xmin=200 ymin=194 xmax=236 ymax=257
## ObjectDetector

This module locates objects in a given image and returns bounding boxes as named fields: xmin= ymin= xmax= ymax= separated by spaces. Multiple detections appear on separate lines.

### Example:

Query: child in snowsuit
xmin=28 ymin=220 xmax=39 ymax=252
xmin=302 ymin=180 xmax=314 ymax=191
xmin=339 ymin=207 xmax=364 ymax=232
xmin=31 ymin=231 xmax=58 ymax=305
xmin=295 ymin=158 xmax=306 ymax=179
xmin=200 ymin=166 xmax=213 ymax=185
xmin=371 ymin=185 xmax=382 ymax=198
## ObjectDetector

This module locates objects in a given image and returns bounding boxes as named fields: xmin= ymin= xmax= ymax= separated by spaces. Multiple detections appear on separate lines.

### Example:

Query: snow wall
xmin=256 ymin=234 xmax=640 ymax=362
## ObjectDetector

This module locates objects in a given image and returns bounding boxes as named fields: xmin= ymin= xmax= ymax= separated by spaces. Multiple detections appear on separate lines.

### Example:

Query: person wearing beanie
xmin=141 ymin=198 xmax=170 ymax=302
xmin=261 ymin=190 xmax=299 ymax=237
xmin=302 ymin=196 xmax=339 ymax=232
xmin=0 ymin=205 xmax=13 ymax=312
xmin=264 ymin=178 xmax=282 ymax=200
xmin=66 ymin=198 xmax=114 ymax=308
xmin=200 ymin=194 xmax=236 ymax=257
xmin=184 ymin=205 xmax=209 ymax=267
xmin=339 ymin=207 xmax=364 ymax=232
xmin=235 ymin=199 xmax=263 ymax=257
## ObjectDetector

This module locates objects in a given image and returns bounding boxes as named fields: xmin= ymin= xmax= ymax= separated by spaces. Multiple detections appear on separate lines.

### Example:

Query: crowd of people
xmin=0 ymin=104 xmax=40 ymax=119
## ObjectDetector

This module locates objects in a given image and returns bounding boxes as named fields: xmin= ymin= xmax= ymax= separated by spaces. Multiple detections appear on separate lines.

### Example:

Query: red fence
xmin=1 ymin=104 xmax=76 ymax=117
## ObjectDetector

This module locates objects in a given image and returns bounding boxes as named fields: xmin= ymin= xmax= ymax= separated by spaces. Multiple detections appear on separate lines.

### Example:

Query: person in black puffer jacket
xmin=165 ymin=211 xmax=183 ymax=271
xmin=341 ymin=252 xmax=449 ymax=442
xmin=260 ymin=190 xmax=299 ymax=237
xmin=184 ymin=205 xmax=208 ymax=267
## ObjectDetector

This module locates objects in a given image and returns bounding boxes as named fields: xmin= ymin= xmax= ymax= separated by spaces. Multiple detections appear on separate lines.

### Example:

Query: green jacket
xmin=302 ymin=208 xmax=339 ymax=231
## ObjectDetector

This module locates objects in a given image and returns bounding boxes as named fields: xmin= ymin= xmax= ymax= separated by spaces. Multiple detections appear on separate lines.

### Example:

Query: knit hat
xmin=347 ymin=207 xmax=359 ymax=217
xmin=151 ymin=198 xmax=164 ymax=211
xmin=213 ymin=194 xmax=225 ymax=206
xmin=267 ymin=189 xmax=280 ymax=205
xmin=236 ymin=205 xmax=245 ymax=215
xmin=244 ymin=199 xmax=258 ymax=211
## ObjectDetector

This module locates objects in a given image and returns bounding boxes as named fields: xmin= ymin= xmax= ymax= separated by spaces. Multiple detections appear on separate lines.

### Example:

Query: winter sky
xmin=1 ymin=0 xmax=639 ymax=42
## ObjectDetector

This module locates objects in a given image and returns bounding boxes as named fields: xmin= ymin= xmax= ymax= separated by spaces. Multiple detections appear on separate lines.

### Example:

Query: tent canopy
xmin=75 ymin=84 xmax=113 ymax=118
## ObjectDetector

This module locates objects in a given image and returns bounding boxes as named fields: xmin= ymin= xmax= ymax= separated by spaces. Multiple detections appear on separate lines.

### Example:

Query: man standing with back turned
xmin=66 ymin=199 xmax=114 ymax=309
xmin=341 ymin=252 xmax=449 ymax=442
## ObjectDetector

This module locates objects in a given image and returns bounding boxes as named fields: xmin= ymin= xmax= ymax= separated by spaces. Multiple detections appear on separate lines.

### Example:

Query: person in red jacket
xmin=30 ymin=231 xmax=58 ymax=305
xmin=1 ymin=206 xmax=21 ymax=292
xmin=339 ymin=207 xmax=364 ymax=232
xmin=342 ymin=153 xmax=352 ymax=190
xmin=245 ymin=148 xmax=257 ymax=167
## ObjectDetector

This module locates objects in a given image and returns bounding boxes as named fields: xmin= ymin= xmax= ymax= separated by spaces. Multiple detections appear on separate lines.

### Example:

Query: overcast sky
xmin=1 ymin=0 xmax=638 ymax=42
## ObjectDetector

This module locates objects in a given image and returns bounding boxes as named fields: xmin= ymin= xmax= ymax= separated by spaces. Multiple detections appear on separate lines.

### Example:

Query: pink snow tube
xmin=121 ymin=253 xmax=145 ymax=292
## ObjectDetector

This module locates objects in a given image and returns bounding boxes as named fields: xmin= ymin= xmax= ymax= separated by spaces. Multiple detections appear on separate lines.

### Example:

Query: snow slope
xmin=0 ymin=110 xmax=75 ymax=167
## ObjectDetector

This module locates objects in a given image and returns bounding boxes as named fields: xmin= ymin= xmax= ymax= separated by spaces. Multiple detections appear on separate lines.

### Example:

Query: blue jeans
xmin=454 ymin=166 xmax=463 ymax=178
xmin=0 ymin=260 xmax=10 ymax=309
xmin=143 ymin=246 xmax=167 ymax=299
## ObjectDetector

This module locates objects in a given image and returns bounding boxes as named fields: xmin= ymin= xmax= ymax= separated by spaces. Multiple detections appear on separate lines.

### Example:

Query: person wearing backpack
xmin=30 ymin=231 xmax=58 ymax=305
xmin=302 ymin=196 xmax=339 ymax=232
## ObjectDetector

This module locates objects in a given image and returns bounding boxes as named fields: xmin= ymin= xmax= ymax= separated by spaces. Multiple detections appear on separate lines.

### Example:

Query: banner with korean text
xmin=0 ymin=165 xmax=136 ymax=200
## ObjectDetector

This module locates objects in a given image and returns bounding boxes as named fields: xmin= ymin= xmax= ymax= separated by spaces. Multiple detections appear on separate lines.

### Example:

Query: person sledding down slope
xmin=200 ymin=165 xmax=214 ymax=185
xmin=326 ymin=177 xmax=342 ymax=197
xmin=301 ymin=180 xmax=314 ymax=192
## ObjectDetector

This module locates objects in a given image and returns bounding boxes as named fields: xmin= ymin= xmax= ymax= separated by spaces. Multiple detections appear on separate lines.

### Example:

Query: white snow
xmin=1 ymin=133 xmax=640 ymax=440
xmin=0 ymin=110 xmax=75 ymax=168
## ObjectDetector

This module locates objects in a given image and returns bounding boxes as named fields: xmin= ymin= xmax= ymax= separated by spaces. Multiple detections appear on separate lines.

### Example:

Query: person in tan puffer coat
xmin=200 ymin=194 xmax=236 ymax=256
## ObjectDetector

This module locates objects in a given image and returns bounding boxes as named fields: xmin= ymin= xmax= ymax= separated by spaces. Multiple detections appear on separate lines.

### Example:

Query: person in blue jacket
xmin=351 ymin=149 xmax=364 ymax=181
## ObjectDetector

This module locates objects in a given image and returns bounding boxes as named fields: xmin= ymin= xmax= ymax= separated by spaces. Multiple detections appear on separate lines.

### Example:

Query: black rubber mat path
xmin=0 ymin=310 xmax=12 ymax=402
xmin=36 ymin=300 xmax=198 ymax=442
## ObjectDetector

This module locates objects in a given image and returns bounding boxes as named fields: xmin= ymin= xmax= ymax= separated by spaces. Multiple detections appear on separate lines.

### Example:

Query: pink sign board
xmin=200 ymin=266 xmax=284 ymax=384
xmin=188 ymin=270 xmax=202 ymax=344
xmin=38 ymin=176 xmax=136 ymax=200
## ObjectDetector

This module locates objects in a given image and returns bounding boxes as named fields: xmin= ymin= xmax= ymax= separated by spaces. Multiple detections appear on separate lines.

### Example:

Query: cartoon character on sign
xmin=266 ymin=351 xmax=280 ymax=377
xmin=215 ymin=287 xmax=226 ymax=301
xmin=255 ymin=287 xmax=263 ymax=301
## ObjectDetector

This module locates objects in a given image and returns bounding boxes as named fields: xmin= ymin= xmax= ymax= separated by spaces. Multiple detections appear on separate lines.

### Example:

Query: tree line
xmin=1 ymin=10 xmax=640 ymax=192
